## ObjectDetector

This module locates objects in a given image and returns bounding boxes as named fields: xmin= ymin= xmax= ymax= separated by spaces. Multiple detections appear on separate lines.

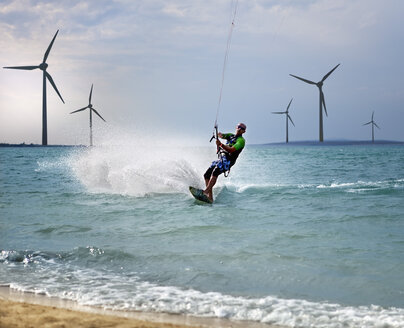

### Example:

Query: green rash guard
xmin=221 ymin=133 xmax=245 ymax=164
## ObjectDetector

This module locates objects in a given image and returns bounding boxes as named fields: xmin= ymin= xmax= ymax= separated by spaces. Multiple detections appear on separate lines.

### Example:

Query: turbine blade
xmin=43 ymin=30 xmax=59 ymax=63
xmin=70 ymin=106 xmax=88 ymax=114
xmin=290 ymin=74 xmax=316 ymax=85
xmin=321 ymin=90 xmax=328 ymax=116
xmin=272 ymin=111 xmax=286 ymax=114
xmin=321 ymin=63 xmax=340 ymax=82
xmin=363 ymin=122 xmax=372 ymax=126
xmin=374 ymin=122 xmax=380 ymax=129
xmin=3 ymin=65 xmax=39 ymax=70
xmin=89 ymin=84 xmax=93 ymax=104
xmin=372 ymin=111 xmax=374 ymax=121
xmin=286 ymin=98 xmax=293 ymax=111
xmin=45 ymin=71 xmax=64 ymax=103
xmin=92 ymin=108 xmax=106 ymax=122
xmin=288 ymin=115 xmax=295 ymax=127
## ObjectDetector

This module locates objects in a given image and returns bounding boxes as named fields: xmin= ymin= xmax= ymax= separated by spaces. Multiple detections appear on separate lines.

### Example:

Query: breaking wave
xmin=2 ymin=248 xmax=404 ymax=328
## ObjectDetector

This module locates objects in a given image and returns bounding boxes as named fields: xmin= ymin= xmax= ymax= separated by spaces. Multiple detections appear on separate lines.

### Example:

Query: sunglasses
xmin=237 ymin=125 xmax=246 ymax=131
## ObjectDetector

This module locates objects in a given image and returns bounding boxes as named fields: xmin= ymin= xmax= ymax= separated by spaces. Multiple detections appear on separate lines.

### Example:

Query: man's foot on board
xmin=203 ymin=191 xmax=213 ymax=203
xmin=189 ymin=187 xmax=213 ymax=203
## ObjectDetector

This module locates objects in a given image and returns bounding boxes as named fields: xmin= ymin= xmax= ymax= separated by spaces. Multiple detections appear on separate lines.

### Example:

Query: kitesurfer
xmin=203 ymin=123 xmax=246 ymax=202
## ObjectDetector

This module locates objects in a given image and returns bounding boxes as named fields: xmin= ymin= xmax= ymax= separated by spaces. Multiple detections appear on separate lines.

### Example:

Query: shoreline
xmin=0 ymin=286 xmax=281 ymax=328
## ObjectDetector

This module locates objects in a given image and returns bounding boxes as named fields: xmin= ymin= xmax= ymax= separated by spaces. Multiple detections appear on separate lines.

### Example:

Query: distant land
xmin=0 ymin=143 xmax=84 ymax=147
xmin=261 ymin=140 xmax=404 ymax=146
xmin=1 ymin=140 xmax=404 ymax=147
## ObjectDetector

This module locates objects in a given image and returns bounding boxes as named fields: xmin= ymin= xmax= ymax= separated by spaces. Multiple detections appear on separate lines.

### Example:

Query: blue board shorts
xmin=204 ymin=157 xmax=232 ymax=178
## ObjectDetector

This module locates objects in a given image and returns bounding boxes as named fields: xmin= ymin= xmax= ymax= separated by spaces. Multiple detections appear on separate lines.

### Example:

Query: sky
xmin=1 ymin=0 xmax=404 ymax=145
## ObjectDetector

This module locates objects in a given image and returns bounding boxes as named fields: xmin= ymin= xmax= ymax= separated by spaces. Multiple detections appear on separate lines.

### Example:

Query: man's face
xmin=235 ymin=124 xmax=246 ymax=135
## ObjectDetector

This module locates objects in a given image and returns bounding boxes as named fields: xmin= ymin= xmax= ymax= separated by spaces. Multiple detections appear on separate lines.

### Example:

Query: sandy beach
xmin=0 ymin=297 xmax=187 ymax=328
xmin=0 ymin=287 xmax=279 ymax=328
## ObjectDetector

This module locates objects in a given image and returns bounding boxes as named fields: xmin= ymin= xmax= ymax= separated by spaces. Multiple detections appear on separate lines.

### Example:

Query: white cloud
xmin=240 ymin=0 xmax=385 ymax=49
xmin=162 ymin=4 xmax=187 ymax=17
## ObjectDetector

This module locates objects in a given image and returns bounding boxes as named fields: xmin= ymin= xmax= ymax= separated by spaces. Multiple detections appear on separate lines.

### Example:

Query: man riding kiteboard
xmin=202 ymin=122 xmax=246 ymax=202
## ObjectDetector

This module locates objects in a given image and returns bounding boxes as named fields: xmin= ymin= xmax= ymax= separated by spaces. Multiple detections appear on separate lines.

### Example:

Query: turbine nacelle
xmin=39 ymin=62 xmax=48 ymax=71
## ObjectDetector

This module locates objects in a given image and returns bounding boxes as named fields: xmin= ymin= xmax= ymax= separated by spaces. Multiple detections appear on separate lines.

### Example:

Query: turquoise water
xmin=1 ymin=143 xmax=404 ymax=327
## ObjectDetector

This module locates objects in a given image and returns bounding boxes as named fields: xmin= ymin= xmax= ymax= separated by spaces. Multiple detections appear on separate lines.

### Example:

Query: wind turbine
xmin=70 ymin=84 xmax=106 ymax=146
xmin=3 ymin=30 xmax=64 ymax=145
xmin=363 ymin=111 xmax=380 ymax=143
xmin=290 ymin=64 xmax=340 ymax=142
xmin=272 ymin=98 xmax=295 ymax=143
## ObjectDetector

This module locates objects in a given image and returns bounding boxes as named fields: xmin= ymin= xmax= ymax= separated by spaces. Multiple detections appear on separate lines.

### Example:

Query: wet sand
xmin=0 ymin=287 xmax=281 ymax=328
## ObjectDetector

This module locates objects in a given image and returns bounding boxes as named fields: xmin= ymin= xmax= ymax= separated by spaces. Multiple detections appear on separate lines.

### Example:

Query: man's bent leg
xmin=203 ymin=175 xmax=217 ymax=202
xmin=204 ymin=167 xmax=214 ymax=187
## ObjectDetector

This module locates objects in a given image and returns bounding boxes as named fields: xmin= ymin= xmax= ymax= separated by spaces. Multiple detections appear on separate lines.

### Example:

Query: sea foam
xmin=2 ymin=249 xmax=404 ymax=328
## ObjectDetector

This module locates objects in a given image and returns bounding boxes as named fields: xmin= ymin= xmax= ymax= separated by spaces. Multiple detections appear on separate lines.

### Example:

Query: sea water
xmin=1 ymin=141 xmax=404 ymax=328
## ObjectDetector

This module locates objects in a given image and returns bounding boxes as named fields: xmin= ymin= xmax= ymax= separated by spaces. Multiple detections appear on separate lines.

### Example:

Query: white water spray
xmin=68 ymin=128 xmax=214 ymax=197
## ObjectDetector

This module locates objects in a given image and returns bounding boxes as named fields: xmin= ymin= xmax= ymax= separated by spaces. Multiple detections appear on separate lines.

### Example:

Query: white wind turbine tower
xmin=70 ymin=84 xmax=106 ymax=146
xmin=290 ymin=64 xmax=340 ymax=142
xmin=363 ymin=111 xmax=380 ymax=143
xmin=272 ymin=98 xmax=295 ymax=143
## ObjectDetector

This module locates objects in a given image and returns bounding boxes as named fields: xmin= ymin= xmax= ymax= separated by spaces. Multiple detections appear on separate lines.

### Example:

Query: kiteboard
xmin=189 ymin=186 xmax=212 ymax=204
